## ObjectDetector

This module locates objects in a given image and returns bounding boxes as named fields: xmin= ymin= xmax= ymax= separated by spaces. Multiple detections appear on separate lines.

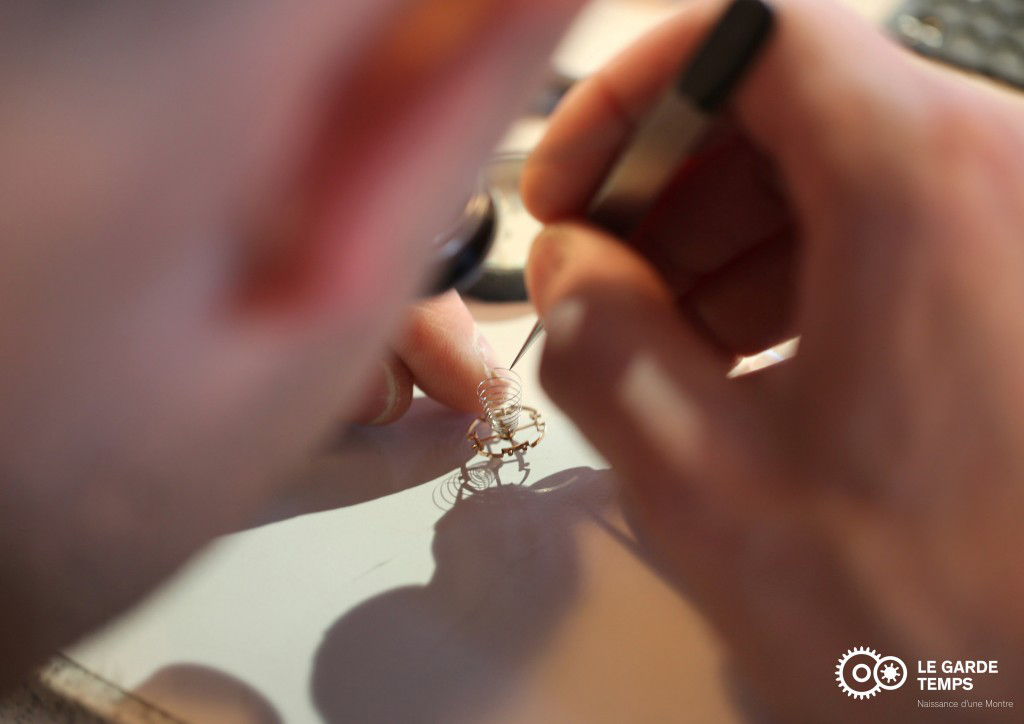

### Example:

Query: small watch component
xmin=467 ymin=368 xmax=545 ymax=459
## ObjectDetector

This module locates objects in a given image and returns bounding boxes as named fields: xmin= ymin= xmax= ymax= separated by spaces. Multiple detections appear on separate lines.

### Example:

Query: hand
xmin=351 ymin=291 xmax=497 ymax=425
xmin=523 ymin=0 xmax=1024 ymax=719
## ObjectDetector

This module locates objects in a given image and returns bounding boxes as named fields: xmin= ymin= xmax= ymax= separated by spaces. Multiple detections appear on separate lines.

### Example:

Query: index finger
xmin=521 ymin=0 xmax=927 ymax=223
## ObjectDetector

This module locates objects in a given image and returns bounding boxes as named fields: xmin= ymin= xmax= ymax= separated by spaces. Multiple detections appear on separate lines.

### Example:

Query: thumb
xmin=527 ymin=222 xmax=761 ymax=511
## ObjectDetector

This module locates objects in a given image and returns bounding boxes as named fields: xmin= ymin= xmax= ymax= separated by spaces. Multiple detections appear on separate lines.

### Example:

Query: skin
xmin=0 ymin=0 xmax=587 ymax=690
xmin=4 ymin=0 xmax=1022 ymax=718
xmin=524 ymin=0 xmax=1024 ymax=720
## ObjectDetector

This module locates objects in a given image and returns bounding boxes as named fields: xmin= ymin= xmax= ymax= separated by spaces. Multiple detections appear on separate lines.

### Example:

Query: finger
xmin=527 ymin=222 xmax=764 ymax=507
xmin=681 ymin=228 xmax=797 ymax=356
xmin=351 ymin=356 xmax=414 ymax=425
xmin=523 ymin=0 xmax=929 ymax=228
xmin=635 ymin=130 xmax=790 ymax=280
xmin=521 ymin=0 xmax=726 ymax=221
xmin=394 ymin=290 xmax=498 ymax=413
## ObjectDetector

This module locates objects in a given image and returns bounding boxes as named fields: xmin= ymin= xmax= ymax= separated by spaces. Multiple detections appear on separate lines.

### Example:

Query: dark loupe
xmin=426 ymin=154 xmax=539 ymax=302
xmin=425 ymin=175 xmax=496 ymax=297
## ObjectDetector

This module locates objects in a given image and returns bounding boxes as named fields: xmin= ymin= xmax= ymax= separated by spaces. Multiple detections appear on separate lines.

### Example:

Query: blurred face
xmin=0 ymin=0 xmax=584 ymax=653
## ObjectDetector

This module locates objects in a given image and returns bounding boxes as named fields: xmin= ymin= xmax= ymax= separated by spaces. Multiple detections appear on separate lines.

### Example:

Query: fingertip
xmin=537 ymin=286 xmax=724 ymax=492
xmin=537 ymin=295 xmax=592 ymax=403
xmin=521 ymin=75 xmax=634 ymax=222
xmin=526 ymin=224 xmax=740 ymax=457
xmin=519 ymin=161 xmax=565 ymax=223
xmin=528 ymin=222 xmax=672 ymax=318
xmin=521 ymin=0 xmax=724 ymax=223
xmin=396 ymin=292 xmax=498 ymax=414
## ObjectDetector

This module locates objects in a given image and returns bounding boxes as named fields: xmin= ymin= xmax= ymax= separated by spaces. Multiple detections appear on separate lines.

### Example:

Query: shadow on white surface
xmin=311 ymin=466 xmax=615 ymax=724
xmin=132 ymin=664 xmax=282 ymax=724
xmin=433 ymin=453 xmax=535 ymax=511
xmin=249 ymin=398 xmax=478 ymax=530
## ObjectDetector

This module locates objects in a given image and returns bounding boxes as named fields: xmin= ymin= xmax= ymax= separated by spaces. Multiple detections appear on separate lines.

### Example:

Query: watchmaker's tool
xmin=509 ymin=323 xmax=545 ymax=371
xmin=467 ymin=368 xmax=546 ymax=459
xmin=509 ymin=0 xmax=776 ymax=371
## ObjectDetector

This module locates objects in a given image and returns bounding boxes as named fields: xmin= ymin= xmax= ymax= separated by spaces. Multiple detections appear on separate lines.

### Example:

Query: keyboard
xmin=889 ymin=0 xmax=1024 ymax=89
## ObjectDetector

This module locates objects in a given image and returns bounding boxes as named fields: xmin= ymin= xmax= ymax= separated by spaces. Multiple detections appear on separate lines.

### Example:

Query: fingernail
xmin=543 ymin=297 xmax=587 ymax=352
xmin=527 ymin=224 xmax=569 ymax=309
xmin=358 ymin=360 xmax=399 ymax=425
xmin=473 ymin=323 xmax=499 ymax=378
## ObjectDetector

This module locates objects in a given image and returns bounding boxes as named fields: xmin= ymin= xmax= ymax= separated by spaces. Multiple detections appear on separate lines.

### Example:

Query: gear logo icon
xmin=836 ymin=647 xmax=908 ymax=699
xmin=874 ymin=656 xmax=909 ymax=691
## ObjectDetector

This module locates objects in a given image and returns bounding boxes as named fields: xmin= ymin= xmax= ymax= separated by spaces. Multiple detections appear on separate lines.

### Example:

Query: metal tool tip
xmin=509 ymin=320 xmax=545 ymax=370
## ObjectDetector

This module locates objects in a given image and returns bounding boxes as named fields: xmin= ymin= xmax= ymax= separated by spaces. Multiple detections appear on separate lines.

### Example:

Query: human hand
xmin=523 ymin=0 xmax=1024 ymax=719
xmin=351 ymin=291 xmax=498 ymax=425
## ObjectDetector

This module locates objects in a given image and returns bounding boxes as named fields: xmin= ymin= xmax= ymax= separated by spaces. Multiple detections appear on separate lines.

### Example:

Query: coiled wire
xmin=476 ymin=368 xmax=523 ymax=439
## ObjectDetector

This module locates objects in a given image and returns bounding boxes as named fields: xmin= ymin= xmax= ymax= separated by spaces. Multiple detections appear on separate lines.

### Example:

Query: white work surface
xmin=60 ymin=1 xmax=894 ymax=721
xmin=65 ymin=304 xmax=739 ymax=723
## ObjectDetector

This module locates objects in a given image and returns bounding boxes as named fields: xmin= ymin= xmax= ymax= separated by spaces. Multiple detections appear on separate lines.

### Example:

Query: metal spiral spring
xmin=476 ymin=368 xmax=523 ymax=439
